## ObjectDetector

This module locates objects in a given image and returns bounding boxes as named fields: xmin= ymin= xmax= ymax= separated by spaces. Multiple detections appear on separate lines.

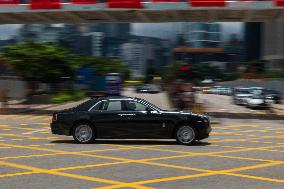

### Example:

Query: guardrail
xmin=0 ymin=0 xmax=283 ymax=10
xmin=0 ymin=0 xmax=284 ymax=23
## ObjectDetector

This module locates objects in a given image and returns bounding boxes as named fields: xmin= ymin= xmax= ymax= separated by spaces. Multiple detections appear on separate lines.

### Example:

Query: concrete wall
xmin=0 ymin=78 xmax=27 ymax=100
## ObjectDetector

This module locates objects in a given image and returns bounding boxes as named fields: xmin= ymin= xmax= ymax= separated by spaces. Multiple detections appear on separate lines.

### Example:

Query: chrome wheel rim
xmin=75 ymin=125 xmax=93 ymax=143
xmin=177 ymin=126 xmax=195 ymax=144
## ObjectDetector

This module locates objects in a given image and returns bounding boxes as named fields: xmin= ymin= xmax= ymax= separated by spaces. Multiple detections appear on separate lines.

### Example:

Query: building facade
xmin=17 ymin=24 xmax=62 ymax=42
xmin=84 ymin=32 xmax=105 ymax=57
xmin=121 ymin=41 xmax=155 ymax=78
xmin=244 ymin=22 xmax=262 ymax=62
xmin=185 ymin=22 xmax=221 ymax=48
xmin=174 ymin=22 xmax=224 ymax=64
xmin=262 ymin=22 xmax=284 ymax=70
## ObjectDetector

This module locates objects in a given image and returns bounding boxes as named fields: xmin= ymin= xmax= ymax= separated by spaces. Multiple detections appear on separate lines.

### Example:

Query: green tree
xmin=75 ymin=56 xmax=130 ymax=80
xmin=244 ymin=60 xmax=265 ymax=74
xmin=2 ymin=42 xmax=76 ymax=84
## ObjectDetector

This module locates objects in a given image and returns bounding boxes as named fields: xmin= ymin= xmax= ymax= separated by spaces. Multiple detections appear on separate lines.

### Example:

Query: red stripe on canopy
xmin=30 ymin=0 xmax=61 ymax=10
xmin=108 ymin=0 xmax=143 ymax=8
xmin=71 ymin=0 xmax=97 ymax=4
xmin=151 ymin=0 xmax=180 ymax=2
xmin=190 ymin=0 xmax=226 ymax=7
xmin=0 ymin=0 xmax=19 ymax=5
xmin=275 ymin=0 xmax=284 ymax=6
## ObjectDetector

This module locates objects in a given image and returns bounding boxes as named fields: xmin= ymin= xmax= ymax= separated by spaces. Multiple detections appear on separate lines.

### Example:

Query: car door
xmin=89 ymin=100 xmax=131 ymax=139
xmin=122 ymin=100 xmax=172 ymax=139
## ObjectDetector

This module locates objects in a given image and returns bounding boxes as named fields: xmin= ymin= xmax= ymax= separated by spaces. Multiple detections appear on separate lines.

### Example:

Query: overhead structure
xmin=1 ymin=0 xmax=284 ymax=23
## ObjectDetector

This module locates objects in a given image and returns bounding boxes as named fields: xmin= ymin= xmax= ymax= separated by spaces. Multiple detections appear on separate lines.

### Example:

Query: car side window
xmin=125 ymin=101 xmax=148 ymax=111
xmin=102 ymin=100 xmax=122 ymax=111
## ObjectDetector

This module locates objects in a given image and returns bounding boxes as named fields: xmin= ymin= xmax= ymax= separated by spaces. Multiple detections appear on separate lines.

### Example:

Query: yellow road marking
xmin=51 ymin=161 xmax=132 ymax=171
xmin=28 ymin=116 xmax=47 ymax=121
xmin=12 ymin=115 xmax=31 ymax=120
xmin=0 ymin=153 xmax=62 ymax=160
xmin=0 ymin=161 xmax=153 ymax=189
xmin=226 ymin=173 xmax=284 ymax=183
xmin=0 ymin=171 xmax=40 ymax=178
xmin=92 ymin=160 xmax=284 ymax=189
xmin=94 ymin=173 xmax=216 ymax=189
xmin=221 ymin=162 xmax=283 ymax=173
xmin=0 ymin=115 xmax=19 ymax=120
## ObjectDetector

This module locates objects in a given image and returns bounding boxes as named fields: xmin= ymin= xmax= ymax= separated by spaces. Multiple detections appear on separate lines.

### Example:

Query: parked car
xmin=51 ymin=96 xmax=211 ymax=145
xmin=136 ymin=84 xmax=160 ymax=94
xmin=246 ymin=94 xmax=267 ymax=108
xmin=248 ymin=87 xmax=282 ymax=105
xmin=206 ymin=86 xmax=222 ymax=94
xmin=232 ymin=88 xmax=253 ymax=105
xmin=263 ymin=89 xmax=282 ymax=104
xmin=217 ymin=87 xmax=233 ymax=96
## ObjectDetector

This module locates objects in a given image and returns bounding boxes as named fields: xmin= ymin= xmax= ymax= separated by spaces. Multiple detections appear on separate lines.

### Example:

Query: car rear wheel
xmin=175 ymin=125 xmax=196 ymax=145
xmin=73 ymin=123 xmax=95 ymax=144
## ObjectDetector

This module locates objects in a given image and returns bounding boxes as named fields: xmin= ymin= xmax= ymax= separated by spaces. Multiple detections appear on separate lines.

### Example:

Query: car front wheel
xmin=73 ymin=123 xmax=95 ymax=144
xmin=175 ymin=125 xmax=196 ymax=145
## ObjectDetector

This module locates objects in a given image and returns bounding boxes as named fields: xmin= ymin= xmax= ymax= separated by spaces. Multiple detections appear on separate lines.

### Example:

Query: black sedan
xmin=51 ymin=96 xmax=211 ymax=145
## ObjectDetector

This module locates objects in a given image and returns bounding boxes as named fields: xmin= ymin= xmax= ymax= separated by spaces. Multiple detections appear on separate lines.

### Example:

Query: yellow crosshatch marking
xmin=0 ymin=113 xmax=283 ymax=189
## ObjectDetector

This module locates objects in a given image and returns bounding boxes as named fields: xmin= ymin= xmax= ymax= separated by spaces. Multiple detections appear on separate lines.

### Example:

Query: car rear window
xmin=73 ymin=99 xmax=99 ymax=111
xmin=102 ymin=100 xmax=122 ymax=111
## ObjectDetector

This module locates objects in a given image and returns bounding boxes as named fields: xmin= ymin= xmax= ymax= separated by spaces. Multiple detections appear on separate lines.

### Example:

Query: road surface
xmin=0 ymin=91 xmax=283 ymax=189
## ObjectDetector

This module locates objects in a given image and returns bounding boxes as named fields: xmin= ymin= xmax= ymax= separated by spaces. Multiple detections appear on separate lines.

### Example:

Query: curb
xmin=272 ymin=105 xmax=284 ymax=111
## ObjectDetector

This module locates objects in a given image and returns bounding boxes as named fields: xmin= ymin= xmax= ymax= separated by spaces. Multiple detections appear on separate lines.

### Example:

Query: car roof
xmin=97 ymin=96 xmax=137 ymax=101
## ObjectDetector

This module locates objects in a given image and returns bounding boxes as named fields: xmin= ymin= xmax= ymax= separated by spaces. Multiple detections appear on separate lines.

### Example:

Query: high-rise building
xmin=18 ymin=24 xmax=62 ymax=42
xmin=244 ymin=22 xmax=262 ymax=62
xmin=90 ymin=23 xmax=130 ymax=57
xmin=185 ymin=23 xmax=221 ymax=48
xmin=262 ymin=22 xmax=284 ymax=70
xmin=90 ymin=23 xmax=130 ymax=39
xmin=84 ymin=32 xmax=105 ymax=57
xmin=174 ymin=22 xmax=225 ymax=64
xmin=121 ymin=41 xmax=155 ymax=78
xmin=58 ymin=24 xmax=93 ymax=56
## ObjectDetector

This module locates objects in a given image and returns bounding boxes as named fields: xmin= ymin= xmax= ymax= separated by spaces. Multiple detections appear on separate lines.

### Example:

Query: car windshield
xmin=264 ymin=89 xmax=279 ymax=94
xmin=235 ymin=89 xmax=251 ymax=94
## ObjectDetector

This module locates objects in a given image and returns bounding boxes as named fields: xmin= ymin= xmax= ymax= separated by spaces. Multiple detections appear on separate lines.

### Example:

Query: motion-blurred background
xmin=0 ymin=21 xmax=283 ymax=115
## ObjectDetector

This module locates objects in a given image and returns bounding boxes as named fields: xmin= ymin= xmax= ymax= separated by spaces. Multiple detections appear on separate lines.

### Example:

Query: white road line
xmin=22 ymin=129 xmax=49 ymax=135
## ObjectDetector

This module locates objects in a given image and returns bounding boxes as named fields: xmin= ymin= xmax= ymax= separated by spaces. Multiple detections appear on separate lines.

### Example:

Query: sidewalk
xmin=271 ymin=102 xmax=284 ymax=115
xmin=2 ymin=98 xmax=89 ymax=114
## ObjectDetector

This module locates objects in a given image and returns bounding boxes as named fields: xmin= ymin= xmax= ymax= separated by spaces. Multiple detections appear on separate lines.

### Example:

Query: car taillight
xmin=52 ymin=113 xmax=57 ymax=121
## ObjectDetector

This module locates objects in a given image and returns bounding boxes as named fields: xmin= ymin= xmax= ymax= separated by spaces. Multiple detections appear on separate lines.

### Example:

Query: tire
xmin=175 ymin=125 xmax=196 ymax=145
xmin=73 ymin=123 xmax=95 ymax=144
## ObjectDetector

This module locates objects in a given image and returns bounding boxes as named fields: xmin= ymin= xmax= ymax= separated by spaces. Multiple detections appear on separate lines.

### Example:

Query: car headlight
xmin=203 ymin=117 xmax=210 ymax=124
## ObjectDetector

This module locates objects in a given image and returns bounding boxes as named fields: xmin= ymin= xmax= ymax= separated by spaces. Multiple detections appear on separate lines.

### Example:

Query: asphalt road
xmin=0 ymin=91 xmax=283 ymax=189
